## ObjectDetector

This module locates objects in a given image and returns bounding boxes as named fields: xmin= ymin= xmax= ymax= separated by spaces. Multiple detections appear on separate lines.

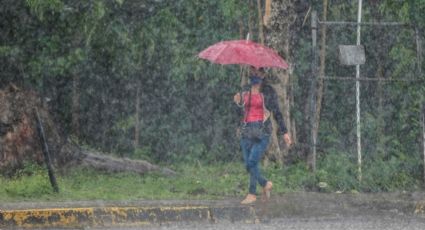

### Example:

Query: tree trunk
xmin=264 ymin=0 xmax=272 ymax=27
xmin=371 ymin=6 xmax=387 ymax=160
xmin=0 ymin=86 xmax=176 ymax=177
xmin=376 ymin=62 xmax=385 ymax=158
xmin=134 ymin=79 xmax=140 ymax=152
xmin=248 ymin=0 xmax=255 ymax=40
xmin=257 ymin=0 xmax=265 ymax=44
xmin=71 ymin=74 xmax=80 ymax=138
xmin=78 ymin=150 xmax=176 ymax=177
xmin=100 ymin=86 xmax=108 ymax=150
xmin=309 ymin=0 xmax=328 ymax=170
xmin=239 ymin=0 xmax=248 ymax=86
xmin=238 ymin=0 xmax=245 ymax=40
xmin=264 ymin=0 xmax=308 ymax=165
xmin=422 ymin=103 xmax=425 ymax=184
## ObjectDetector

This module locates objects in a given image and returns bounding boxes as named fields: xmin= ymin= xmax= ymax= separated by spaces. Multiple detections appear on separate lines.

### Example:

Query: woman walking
xmin=233 ymin=67 xmax=292 ymax=204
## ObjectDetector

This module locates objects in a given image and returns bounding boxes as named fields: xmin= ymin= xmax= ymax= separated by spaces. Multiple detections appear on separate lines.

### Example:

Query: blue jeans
xmin=240 ymin=131 xmax=270 ymax=195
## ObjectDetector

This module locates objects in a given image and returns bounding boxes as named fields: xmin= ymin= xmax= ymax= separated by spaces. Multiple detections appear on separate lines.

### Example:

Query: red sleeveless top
xmin=243 ymin=93 xmax=264 ymax=122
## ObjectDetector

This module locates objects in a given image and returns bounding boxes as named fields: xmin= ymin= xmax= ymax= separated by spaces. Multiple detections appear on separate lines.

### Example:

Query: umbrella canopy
xmin=198 ymin=40 xmax=288 ymax=69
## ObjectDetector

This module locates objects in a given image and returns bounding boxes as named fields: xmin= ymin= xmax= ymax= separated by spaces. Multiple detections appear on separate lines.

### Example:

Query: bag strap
xmin=243 ymin=88 xmax=252 ymax=123
xmin=261 ymin=93 xmax=270 ymax=121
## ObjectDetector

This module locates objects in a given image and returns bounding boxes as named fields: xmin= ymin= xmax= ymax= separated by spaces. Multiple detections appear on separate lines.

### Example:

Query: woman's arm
xmin=264 ymin=85 xmax=287 ymax=135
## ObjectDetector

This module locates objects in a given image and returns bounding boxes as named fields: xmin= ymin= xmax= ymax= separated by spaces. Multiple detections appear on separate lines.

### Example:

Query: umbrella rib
xmin=209 ymin=42 xmax=231 ymax=63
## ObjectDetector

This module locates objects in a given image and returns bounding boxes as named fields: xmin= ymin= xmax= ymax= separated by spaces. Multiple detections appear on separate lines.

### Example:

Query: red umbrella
xmin=198 ymin=40 xmax=288 ymax=69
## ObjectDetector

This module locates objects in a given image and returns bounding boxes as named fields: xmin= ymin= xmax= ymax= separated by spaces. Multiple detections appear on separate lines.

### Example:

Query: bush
xmin=316 ymin=151 xmax=359 ymax=192
xmin=361 ymin=157 xmax=420 ymax=192
xmin=3 ymin=173 xmax=54 ymax=198
xmin=315 ymin=149 xmax=422 ymax=192
xmin=275 ymin=162 xmax=316 ymax=191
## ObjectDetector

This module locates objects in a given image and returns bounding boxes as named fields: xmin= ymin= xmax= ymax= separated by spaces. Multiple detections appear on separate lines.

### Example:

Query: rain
xmin=0 ymin=0 xmax=424 ymax=229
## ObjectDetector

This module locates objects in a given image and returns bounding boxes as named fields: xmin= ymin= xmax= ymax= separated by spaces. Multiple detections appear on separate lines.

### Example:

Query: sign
xmin=339 ymin=45 xmax=365 ymax=66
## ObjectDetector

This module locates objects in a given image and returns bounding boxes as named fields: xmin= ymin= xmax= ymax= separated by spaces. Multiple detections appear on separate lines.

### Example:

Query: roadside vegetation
xmin=1 ymin=154 xmax=422 ymax=202
xmin=1 ymin=1 xmax=424 ymax=202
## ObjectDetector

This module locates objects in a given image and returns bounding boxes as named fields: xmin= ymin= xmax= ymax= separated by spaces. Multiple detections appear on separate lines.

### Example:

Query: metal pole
xmin=416 ymin=27 xmax=422 ymax=76
xmin=423 ymin=103 xmax=425 ymax=184
xmin=417 ymin=28 xmax=424 ymax=183
xmin=355 ymin=0 xmax=363 ymax=182
xmin=35 ymin=108 xmax=59 ymax=193
xmin=310 ymin=10 xmax=318 ymax=172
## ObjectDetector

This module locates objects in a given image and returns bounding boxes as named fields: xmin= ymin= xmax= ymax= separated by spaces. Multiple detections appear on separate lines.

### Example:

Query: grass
xmin=0 ymin=157 xmax=421 ymax=202
xmin=0 ymin=162 xmax=300 ymax=202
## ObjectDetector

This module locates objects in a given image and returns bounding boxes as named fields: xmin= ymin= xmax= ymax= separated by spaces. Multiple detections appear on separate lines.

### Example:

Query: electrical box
xmin=339 ymin=45 xmax=365 ymax=66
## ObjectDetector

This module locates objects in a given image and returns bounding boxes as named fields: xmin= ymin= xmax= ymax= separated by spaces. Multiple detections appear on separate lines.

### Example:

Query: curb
xmin=0 ymin=204 xmax=255 ymax=229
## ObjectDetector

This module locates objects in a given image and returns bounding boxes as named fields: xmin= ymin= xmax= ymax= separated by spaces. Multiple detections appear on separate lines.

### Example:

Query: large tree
xmin=264 ymin=0 xmax=310 ymax=165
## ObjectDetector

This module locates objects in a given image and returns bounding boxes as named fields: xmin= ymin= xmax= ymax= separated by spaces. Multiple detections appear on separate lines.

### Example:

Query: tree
xmin=264 ymin=0 xmax=310 ymax=165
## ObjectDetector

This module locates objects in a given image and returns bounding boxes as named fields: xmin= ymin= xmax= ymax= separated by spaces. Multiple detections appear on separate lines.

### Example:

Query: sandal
xmin=240 ymin=194 xmax=257 ymax=204
xmin=262 ymin=181 xmax=273 ymax=202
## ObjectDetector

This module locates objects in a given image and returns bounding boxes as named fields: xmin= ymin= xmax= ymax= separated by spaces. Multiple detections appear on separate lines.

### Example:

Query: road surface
xmin=89 ymin=213 xmax=425 ymax=230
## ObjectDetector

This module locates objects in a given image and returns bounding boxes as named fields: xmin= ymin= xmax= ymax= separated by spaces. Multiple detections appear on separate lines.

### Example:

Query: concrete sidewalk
xmin=1 ymin=192 xmax=424 ymax=229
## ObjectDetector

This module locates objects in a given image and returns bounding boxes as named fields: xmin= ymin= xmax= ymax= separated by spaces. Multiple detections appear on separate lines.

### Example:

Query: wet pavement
xmin=1 ymin=192 xmax=425 ymax=229
xmin=92 ymin=214 xmax=425 ymax=230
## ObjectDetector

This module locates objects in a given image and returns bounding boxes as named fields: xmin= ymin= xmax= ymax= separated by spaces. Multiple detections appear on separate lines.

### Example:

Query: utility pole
xmin=355 ymin=0 xmax=363 ymax=182
xmin=423 ymin=103 xmax=425 ymax=184
xmin=415 ymin=27 xmax=424 ymax=184
xmin=310 ymin=10 xmax=318 ymax=172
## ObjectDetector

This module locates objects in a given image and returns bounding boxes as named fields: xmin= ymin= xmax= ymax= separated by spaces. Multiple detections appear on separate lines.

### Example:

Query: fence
xmin=309 ymin=7 xmax=424 ymax=186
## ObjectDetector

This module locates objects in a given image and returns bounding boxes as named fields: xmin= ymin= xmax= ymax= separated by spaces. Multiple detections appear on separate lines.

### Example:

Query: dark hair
xmin=249 ymin=66 xmax=266 ymax=75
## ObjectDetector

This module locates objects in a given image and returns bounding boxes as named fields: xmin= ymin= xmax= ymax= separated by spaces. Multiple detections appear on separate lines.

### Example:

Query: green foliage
xmin=219 ymin=0 xmax=247 ymax=20
xmin=1 ymin=0 xmax=424 ymax=191
xmin=276 ymin=164 xmax=312 ymax=192
xmin=15 ymin=161 xmax=46 ymax=177
xmin=316 ymin=151 xmax=359 ymax=192
xmin=3 ymin=174 xmax=54 ymax=198
xmin=0 ymin=161 xmax=304 ymax=201
xmin=2 ymin=162 xmax=54 ymax=198
xmin=361 ymin=157 xmax=414 ymax=192
xmin=0 ymin=157 xmax=423 ymax=202
xmin=381 ymin=0 xmax=425 ymax=27
xmin=0 ymin=46 xmax=21 ymax=57
xmin=26 ymin=0 xmax=64 ymax=21
xmin=133 ymin=146 xmax=154 ymax=162
xmin=389 ymin=44 xmax=417 ymax=78
xmin=0 ymin=163 xmax=248 ymax=201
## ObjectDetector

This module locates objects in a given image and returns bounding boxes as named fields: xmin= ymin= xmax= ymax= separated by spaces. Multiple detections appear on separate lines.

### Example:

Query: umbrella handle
xmin=235 ymin=92 xmax=244 ymax=107
xmin=239 ymin=92 xmax=244 ymax=105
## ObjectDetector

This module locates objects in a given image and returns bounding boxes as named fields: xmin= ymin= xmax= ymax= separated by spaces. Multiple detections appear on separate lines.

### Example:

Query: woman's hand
xmin=283 ymin=133 xmax=292 ymax=146
xmin=233 ymin=93 xmax=242 ymax=105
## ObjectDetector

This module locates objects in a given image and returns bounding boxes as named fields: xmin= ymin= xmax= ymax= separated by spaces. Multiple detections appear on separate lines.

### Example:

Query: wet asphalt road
xmin=10 ymin=193 xmax=425 ymax=230
xmin=92 ymin=214 xmax=425 ymax=230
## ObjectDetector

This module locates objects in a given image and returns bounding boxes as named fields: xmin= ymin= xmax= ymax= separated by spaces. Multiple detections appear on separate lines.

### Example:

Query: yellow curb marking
xmin=414 ymin=201 xmax=425 ymax=215
xmin=1 ymin=206 xmax=210 ymax=228
xmin=1 ymin=207 xmax=94 ymax=228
